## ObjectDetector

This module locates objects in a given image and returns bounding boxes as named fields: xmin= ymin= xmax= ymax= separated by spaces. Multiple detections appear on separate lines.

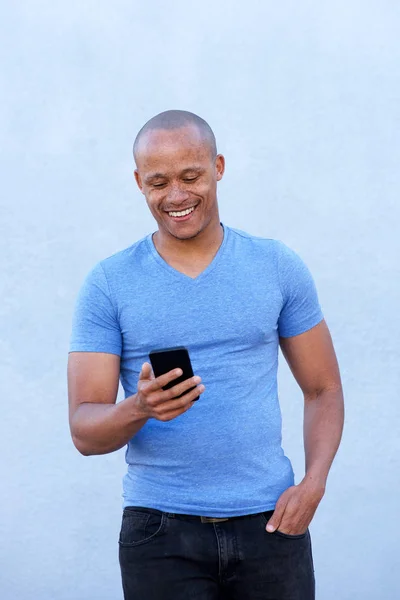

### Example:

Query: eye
xmin=183 ymin=177 xmax=198 ymax=183
xmin=152 ymin=182 xmax=166 ymax=188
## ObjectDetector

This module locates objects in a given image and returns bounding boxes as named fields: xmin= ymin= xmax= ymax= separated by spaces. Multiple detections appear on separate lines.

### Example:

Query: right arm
xmin=67 ymin=352 xmax=204 ymax=456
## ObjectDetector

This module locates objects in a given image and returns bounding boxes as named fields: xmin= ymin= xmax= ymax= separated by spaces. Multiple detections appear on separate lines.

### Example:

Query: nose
xmin=166 ymin=183 xmax=190 ymax=205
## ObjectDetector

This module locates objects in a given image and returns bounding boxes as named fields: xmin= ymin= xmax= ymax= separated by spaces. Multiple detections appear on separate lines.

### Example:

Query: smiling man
xmin=68 ymin=110 xmax=344 ymax=600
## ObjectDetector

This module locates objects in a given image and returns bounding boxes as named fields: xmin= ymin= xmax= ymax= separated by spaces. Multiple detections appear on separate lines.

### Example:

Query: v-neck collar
xmin=146 ymin=222 xmax=229 ymax=283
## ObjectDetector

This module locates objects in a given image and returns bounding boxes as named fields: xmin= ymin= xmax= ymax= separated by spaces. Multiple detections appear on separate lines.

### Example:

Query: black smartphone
xmin=149 ymin=346 xmax=200 ymax=401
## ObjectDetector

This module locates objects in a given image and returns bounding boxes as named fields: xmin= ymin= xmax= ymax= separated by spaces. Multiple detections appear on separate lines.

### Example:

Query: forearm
xmin=302 ymin=386 xmax=344 ymax=490
xmin=70 ymin=394 xmax=148 ymax=456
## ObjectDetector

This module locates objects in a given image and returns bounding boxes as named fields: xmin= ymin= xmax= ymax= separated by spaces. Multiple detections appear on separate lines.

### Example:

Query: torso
xmin=70 ymin=224 xmax=322 ymax=515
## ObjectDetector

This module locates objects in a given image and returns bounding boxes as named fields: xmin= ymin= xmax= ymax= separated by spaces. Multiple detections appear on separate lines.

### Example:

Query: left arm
xmin=266 ymin=319 xmax=344 ymax=534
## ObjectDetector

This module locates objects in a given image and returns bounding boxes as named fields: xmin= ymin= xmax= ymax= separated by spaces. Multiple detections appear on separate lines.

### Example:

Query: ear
xmin=215 ymin=154 xmax=225 ymax=181
xmin=134 ymin=169 xmax=144 ymax=193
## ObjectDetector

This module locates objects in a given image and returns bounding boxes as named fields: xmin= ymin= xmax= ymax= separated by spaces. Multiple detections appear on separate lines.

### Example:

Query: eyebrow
xmin=144 ymin=172 xmax=166 ymax=184
xmin=181 ymin=167 xmax=204 ymax=176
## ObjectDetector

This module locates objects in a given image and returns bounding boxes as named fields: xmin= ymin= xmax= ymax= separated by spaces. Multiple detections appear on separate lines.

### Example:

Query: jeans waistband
xmin=124 ymin=506 xmax=274 ymax=523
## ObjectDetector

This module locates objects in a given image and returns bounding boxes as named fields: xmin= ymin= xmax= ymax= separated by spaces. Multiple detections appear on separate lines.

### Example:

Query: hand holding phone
xmin=149 ymin=347 xmax=200 ymax=400
xmin=133 ymin=347 xmax=205 ymax=422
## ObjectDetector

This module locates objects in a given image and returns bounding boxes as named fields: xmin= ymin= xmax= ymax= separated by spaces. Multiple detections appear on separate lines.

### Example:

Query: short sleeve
xmin=69 ymin=262 xmax=122 ymax=355
xmin=277 ymin=241 xmax=324 ymax=338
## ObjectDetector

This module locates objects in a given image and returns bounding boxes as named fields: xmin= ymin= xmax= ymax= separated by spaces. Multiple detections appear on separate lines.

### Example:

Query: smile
xmin=168 ymin=206 xmax=195 ymax=217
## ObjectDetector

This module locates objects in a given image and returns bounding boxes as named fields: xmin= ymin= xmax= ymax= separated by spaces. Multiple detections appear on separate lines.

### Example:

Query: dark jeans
xmin=118 ymin=506 xmax=315 ymax=599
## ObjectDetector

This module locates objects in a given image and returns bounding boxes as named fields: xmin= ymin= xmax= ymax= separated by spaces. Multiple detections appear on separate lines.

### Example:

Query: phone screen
xmin=149 ymin=346 xmax=199 ymax=401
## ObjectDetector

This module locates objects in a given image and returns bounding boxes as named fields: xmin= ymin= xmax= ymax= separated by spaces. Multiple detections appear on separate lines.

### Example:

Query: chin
xmin=170 ymin=229 xmax=201 ymax=241
xmin=160 ymin=217 xmax=205 ymax=241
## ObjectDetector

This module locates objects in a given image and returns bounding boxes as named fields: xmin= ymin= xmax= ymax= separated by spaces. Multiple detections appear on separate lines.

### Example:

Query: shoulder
xmin=96 ymin=234 xmax=150 ymax=276
xmin=225 ymin=226 xmax=312 ymax=287
xmin=225 ymin=224 xmax=290 ymax=259
xmin=76 ymin=235 xmax=150 ymax=296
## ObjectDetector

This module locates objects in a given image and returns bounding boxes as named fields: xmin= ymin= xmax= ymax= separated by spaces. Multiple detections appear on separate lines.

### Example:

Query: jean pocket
xmin=119 ymin=509 xmax=167 ymax=547
xmin=273 ymin=529 xmax=308 ymax=540
xmin=260 ymin=512 xmax=308 ymax=540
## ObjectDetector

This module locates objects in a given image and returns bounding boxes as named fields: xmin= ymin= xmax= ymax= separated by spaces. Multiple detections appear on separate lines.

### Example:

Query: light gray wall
xmin=1 ymin=1 xmax=399 ymax=598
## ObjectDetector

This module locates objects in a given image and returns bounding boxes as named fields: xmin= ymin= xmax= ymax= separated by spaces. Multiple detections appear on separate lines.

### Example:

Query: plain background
xmin=1 ymin=1 xmax=399 ymax=598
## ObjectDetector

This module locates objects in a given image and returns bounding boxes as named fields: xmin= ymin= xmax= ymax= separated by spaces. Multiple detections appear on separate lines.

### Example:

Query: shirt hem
xmin=121 ymin=500 xmax=278 ymax=517
xmin=68 ymin=344 xmax=122 ymax=355
xmin=279 ymin=313 xmax=324 ymax=338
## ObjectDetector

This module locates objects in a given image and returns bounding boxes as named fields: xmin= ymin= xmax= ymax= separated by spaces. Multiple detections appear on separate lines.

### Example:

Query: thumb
xmin=266 ymin=497 xmax=287 ymax=533
xmin=139 ymin=362 xmax=154 ymax=381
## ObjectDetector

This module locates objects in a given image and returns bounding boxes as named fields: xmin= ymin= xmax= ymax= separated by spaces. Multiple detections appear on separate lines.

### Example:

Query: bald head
xmin=133 ymin=110 xmax=217 ymax=163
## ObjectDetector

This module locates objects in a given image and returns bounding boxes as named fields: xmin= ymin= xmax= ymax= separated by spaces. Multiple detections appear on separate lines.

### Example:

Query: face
xmin=134 ymin=125 xmax=225 ymax=242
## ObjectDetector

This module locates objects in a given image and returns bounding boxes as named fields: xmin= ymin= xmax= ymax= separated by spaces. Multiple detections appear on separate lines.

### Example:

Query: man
xmin=68 ymin=110 xmax=344 ymax=600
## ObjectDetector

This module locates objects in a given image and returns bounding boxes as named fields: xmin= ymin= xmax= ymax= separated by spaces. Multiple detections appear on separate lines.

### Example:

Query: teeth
xmin=169 ymin=207 xmax=195 ymax=217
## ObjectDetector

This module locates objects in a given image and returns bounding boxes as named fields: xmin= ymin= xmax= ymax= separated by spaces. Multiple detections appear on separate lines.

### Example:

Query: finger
xmin=138 ymin=362 xmax=153 ymax=381
xmin=160 ymin=384 xmax=205 ymax=413
xmin=266 ymin=497 xmax=289 ymax=532
xmin=172 ymin=383 xmax=205 ymax=405
xmin=144 ymin=368 xmax=183 ymax=393
xmin=156 ymin=384 xmax=205 ymax=418
xmin=166 ymin=375 xmax=202 ymax=399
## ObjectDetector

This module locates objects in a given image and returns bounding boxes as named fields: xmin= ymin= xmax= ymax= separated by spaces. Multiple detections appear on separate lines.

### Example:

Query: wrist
xmin=301 ymin=472 xmax=326 ymax=498
xmin=123 ymin=393 xmax=149 ymax=424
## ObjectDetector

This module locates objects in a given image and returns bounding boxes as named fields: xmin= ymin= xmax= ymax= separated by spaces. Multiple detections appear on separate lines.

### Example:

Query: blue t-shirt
xmin=69 ymin=224 xmax=323 ymax=517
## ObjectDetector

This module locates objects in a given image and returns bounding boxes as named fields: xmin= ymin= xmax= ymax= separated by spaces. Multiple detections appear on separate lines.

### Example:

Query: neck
xmin=153 ymin=216 xmax=223 ymax=261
